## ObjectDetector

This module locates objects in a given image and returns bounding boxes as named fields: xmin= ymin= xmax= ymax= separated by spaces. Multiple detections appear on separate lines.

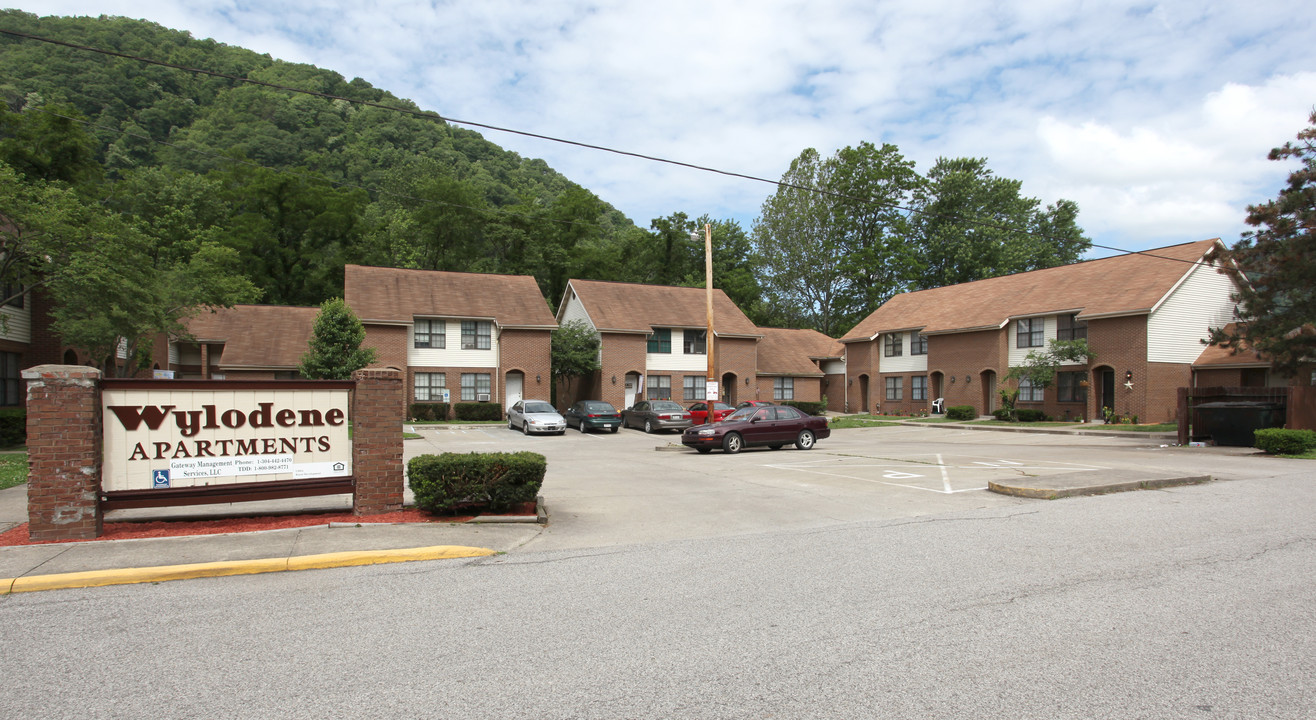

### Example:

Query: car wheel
xmin=644 ymin=419 xmax=654 ymax=434
xmin=696 ymin=448 xmax=712 ymax=454
xmin=795 ymin=429 xmax=816 ymax=450
xmin=522 ymin=422 xmax=531 ymax=436
xmin=610 ymin=425 xmax=619 ymax=433
xmin=723 ymin=432 xmax=743 ymax=454
xmin=509 ymin=419 xmax=516 ymax=430
xmin=579 ymin=421 xmax=588 ymax=434
xmin=769 ymin=444 xmax=783 ymax=450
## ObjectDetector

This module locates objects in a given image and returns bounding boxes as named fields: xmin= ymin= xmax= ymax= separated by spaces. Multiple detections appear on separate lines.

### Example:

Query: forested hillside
xmin=0 ymin=9 xmax=651 ymax=310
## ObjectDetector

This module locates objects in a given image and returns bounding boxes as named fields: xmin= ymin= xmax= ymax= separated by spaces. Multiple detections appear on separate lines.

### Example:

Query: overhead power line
xmin=0 ymin=26 xmax=1228 ymax=271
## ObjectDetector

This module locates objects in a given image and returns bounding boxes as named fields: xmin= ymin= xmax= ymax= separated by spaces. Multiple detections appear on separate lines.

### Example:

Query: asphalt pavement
xmin=0 ymin=420 xmax=1257 ymax=593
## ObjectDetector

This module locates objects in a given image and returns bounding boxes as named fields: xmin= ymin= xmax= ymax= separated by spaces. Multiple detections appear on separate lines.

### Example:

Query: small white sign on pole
xmin=706 ymin=380 xmax=719 ymax=402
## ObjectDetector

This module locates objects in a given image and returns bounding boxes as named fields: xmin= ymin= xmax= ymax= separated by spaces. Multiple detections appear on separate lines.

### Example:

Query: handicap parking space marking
xmin=761 ymin=452 xmax=1108 ymax=495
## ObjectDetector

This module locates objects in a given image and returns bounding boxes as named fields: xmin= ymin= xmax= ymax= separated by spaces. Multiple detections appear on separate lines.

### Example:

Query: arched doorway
xmin=624 ymin=371 xmax=642 ymax=409
xmin=505 ymin=371 xmax=524 ymax=412
xmin=858 ymin=374 xmax=870 ymax=413
xmin=981 ymin=370 xmax=997 ymax=415
xmin=930 ymin=371 xmax=944 ymax=405
xmin=1093 ymin=366 xmax=1115 ymax=419
xmin=721 ymin=372 xmax=737 ymax=406
xmin=63 ymin=349 xmax=78 ymax=365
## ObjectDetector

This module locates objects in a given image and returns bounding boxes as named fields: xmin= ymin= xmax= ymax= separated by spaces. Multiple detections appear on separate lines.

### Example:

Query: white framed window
xmin=414 ymin=372 xmax=446 ymax=401
xmin=414 ymin=319 xmax=445 ymax=349
xmin=911 ymin=375 xmax=927 ymax=401
xmin=460 ymin=373 xmax=491 ymax=401
xmin=910 ymin=331 xmax=927 ymax=355
xmin=884 ymin=333 xmax=903 ymax=357
xmin=885 ymin=376 xmax=903 ymax=400
xmin=774 ymin=377 xmax=794 ymax=401
xmin=683 ymin=375 xmax=705 ymax=401
xmin=647 ymin=329 xmax=671 ymax=353
xmin=461 ymin=321 xmax=492 ymax=350
xmin=1017 ymin=318 xmax=1044 ymax=348
xmin=647 ymin=374 xmax=671 ymax=400
xmin=683 ymin=330 xmax=707 ymax=355
xmin=1019 ymin=377 xmax=1044 ymax=402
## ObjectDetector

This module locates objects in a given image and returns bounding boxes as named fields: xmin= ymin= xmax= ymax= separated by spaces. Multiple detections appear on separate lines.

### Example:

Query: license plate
xmin=673 ymin=414 xmax=684 ymax=419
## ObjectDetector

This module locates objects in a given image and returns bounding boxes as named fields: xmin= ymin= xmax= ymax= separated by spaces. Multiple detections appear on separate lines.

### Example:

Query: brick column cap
xmin=352 ymin=368 xmax=402 ymax=381
xmin=22 ymin=364 xmax=102 ymax=381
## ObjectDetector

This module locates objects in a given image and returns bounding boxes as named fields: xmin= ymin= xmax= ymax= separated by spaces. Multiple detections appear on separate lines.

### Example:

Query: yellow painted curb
xmin=1 ymin=545 xmax=496 ymax=594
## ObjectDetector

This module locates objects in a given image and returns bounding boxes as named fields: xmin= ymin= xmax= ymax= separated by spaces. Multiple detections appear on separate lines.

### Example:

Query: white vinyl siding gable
xmin=647 ymin=328 xmax=708 ymax=371
xmin=558 ymin=291 xmax=595 ymax=331
xmin=409 ymin=319 xmax=500 ymax=368
xmin=878 ymin=332 xmax=927 ymax=373
xmin=0 ymin=303 xmax=31 ymax=343
xmin=1008 ymin=316 xmax=1057 ymax=367
xmin=1147 ymin=260 xmax=1239 ymax=363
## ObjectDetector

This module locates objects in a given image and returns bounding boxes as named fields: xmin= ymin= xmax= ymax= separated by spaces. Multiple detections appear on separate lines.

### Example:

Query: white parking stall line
xmin=937 ymin=453 xmax=952 ymax=493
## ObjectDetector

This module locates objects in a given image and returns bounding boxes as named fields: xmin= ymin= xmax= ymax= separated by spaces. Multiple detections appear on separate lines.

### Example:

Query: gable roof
xmin=563 ymin=279 xmax=760 ymax=337
xmin=756 ymin=327 xmax=844 ymax=376
xmin=1193 ymin=323 xmax=1271 ymax=368
xmin=842 ymin=238 xmax=1224 ymax=341
xmin=345 ymin=265 xmax=556 ymax=328
xmin=182 ymin=305 xmax=319 ymax=369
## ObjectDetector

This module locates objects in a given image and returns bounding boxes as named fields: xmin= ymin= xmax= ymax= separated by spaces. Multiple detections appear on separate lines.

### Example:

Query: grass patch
xmin=1280 ymin=449 xmax=1316 ymax=459
xmin=963 ymin=420 xmax=1081 ymax=427
xmin=1093 ymin=422 xmax=1177 ymax=432
xmin=829 ymin=415 xmax=905 ymax=429
xmin=408 ymin=420 xmax=506 ymax=426
xmin=403 ymin=432 xmax=422 ymax=440
xmin=0 ymin=453 xmax=26 ymax=491
xmin=913 ymin=417 xmax=967 ymax=423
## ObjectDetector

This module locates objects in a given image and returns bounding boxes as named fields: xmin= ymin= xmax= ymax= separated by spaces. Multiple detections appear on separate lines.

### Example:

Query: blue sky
xmin=11 ymin=1 xmax=1316 ymax=256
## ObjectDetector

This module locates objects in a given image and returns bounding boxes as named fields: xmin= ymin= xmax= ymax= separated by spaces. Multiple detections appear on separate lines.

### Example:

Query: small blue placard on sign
xmin=152 ymin=469 xmax=170 ymax=489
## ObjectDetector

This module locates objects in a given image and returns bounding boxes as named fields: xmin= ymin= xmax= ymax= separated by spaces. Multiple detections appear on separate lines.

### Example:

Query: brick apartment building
xmin=344 ymin=265 xmax=556 ymax=416
xmin=840 ymin=238 xmax=1256 ymax=422
xmin=755 ymin=327 xmax=847 ymax=412
xmin=556 ymin=279 xmax=762 ymax=411
xmin=171 ymin=304 xmax=319 ymax=379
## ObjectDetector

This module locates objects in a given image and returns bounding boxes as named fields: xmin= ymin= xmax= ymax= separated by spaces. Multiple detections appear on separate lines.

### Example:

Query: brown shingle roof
xmin=842 ymin=239 xmax=1223 ymax=341
xmin=183 ymin=305 xmax=319 ymax=369
xmin=1193 ymin=323 xmax=1270 ymax=367
xmin=565 ymin=279 xmax=760 ymax=336
xmin=345 ymin=265 xmax=556 ymax=327
xmin=756 ymin=328 xmax=844 ymax=376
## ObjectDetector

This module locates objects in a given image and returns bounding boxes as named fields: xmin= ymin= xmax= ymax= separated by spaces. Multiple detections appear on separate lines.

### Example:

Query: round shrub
xmin=1253 ymin=428 xmax=1316 ymax=455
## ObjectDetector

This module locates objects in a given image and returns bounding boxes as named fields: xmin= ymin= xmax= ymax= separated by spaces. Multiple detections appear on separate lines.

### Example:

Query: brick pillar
xmin=22 ymin=365 xmax=103 ymax=541
xmin=352 ymin=368 xmax=404 ymax=515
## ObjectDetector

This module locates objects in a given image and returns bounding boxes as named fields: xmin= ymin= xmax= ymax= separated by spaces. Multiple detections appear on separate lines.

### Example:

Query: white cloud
xmin=10 ymin=0 xmax=1316 ymax=251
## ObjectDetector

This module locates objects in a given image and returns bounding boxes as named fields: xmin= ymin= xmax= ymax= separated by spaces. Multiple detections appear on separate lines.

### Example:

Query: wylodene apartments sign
xmin=102 ymin=384 xmax=352 ymax=493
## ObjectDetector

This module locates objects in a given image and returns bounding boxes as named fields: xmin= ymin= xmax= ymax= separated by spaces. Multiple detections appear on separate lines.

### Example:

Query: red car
xmin=687 ymin=401 xmax=735 ymax=424
xmin=682 ymin=404 xmax=830 ymax=454
xmin=736 ymin=401 xmax=774 ymax=409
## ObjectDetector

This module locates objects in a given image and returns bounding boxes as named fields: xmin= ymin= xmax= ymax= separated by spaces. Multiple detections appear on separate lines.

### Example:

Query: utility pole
xmin=703 ymin=223 xmax=716 ymax=423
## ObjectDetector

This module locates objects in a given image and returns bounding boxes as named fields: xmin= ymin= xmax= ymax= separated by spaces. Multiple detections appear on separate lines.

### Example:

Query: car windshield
xmin=726 ymin=407 xmax=756 ymax=421
xmin=713 ymin=402 xmax=732 ymax=411
xmin=582 ymin=401 xmax=615 ymax=413
xmin=524 ymin=402 xmax=556 ymax=414
xmin=651 ymin=401 xmax=684 ymax=412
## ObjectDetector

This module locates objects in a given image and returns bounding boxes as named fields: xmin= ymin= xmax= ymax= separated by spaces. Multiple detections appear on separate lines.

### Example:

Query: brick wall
xmin=365 ymin=324 xmax=408 ymax=374
xmin=1085 ymin=315 xmax=1149 ymax=421
xmin=824 ymin=373 xmax=846 ymax=412
xmin=599 ymin=332 xmax=646 ymax=410
xmin=716 ymin=336 xmax=758 ymax=406
xmin=351 ymin=368 xmax=404 ymax=515
xmin=844 ymin=341 xmax=874 ymax=412
xmin=500 ymin=329 xmax=553 ymax=404
xmin=927 ymin=330 xmax=1006 ymax=416
xmin=22 ymin=365 xmax=103 ymax=540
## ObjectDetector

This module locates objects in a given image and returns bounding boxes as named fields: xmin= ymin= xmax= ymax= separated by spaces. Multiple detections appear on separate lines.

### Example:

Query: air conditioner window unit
xmin=477 ymin=393 xmax=491 ymax=402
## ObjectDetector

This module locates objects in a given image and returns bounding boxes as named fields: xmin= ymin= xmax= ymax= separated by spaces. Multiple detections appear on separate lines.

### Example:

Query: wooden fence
xmin=1177 ymin=386 xmax=1315 ymax=445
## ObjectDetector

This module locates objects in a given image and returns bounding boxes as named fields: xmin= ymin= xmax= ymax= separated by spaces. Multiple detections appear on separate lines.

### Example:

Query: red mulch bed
xmin=0 ymin=501 xmax=537 ymax=546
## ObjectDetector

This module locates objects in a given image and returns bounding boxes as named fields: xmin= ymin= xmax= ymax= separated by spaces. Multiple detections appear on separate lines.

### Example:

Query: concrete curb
xmin=0 ymin=544 xmax=497 ymax=595
xmin=989 ymin=475 xmax=1212 ymax=500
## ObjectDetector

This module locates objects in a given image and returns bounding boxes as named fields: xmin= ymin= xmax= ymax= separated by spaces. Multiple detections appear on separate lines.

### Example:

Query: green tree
xmin=551 ymin=320 xmax=601 ymax=398
xmin=1209 ymin=111 xmax=1316 ymax=376
xmin=907 ymin=157 xmax=1089 ymax=290
xmin=1003 ymin=339 xmax=1094 ymax=420
xmin=299 ymin=298 xmax=377 ymax=379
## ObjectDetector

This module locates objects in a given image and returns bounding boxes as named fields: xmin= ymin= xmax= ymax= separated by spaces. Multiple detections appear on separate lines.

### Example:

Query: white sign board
xmin=102 ymin=386 xmax=352 ymax=492
xmin=706 ymin=380 xmax=719 ymax=401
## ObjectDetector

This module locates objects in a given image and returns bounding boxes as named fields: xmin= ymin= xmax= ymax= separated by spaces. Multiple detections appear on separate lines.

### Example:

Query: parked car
xmin=563 ymin=400 xmax=622 ymax=433
xmin=737 ymin=400 xmax=774 ymax=409
xmin=687 ymin=401 xmax=735 ymax=425
xmin=621 ymin=400 xmax=693 ymax=433
xmin=507 ymin=399 xmax=566 ymax=435
xmin=682 ymin=404 xmax=830 ymax=454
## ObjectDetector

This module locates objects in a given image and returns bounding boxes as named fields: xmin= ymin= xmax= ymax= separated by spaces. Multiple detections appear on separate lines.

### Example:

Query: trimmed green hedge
xmin=783 ymin=400 xmax=826 ymax=416
xmin=0 ymin=407 xmax=25 ymax=447
xmin=1254 ymin=428 xmax=1316 ymax=455
xmin=946 ymin=405 xmax=976 ymax=421
xmin=408 ymin=451 xmax=546 ymax=514
xmin=454 ymin=402 xmax=504 ymax=421
xmin=409 ymin=403 xmax=451 ymax=421
xmin=993 ymin=408 xmax=1049 ymax=422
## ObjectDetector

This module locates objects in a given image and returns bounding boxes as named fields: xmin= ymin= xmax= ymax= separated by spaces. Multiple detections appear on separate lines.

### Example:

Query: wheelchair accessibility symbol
xmin=152 ymin=469 xmax=170 ymax=489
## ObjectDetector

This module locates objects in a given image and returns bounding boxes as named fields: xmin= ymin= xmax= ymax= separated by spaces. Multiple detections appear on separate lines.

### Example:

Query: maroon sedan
xmin=681 ymin=404 xmax=830 ymax=454
xmin=687 ymin=401 xmax=735 ymax=424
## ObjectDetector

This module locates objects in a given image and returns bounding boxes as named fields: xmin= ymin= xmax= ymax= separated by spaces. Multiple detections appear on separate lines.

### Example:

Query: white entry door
xmin=505 ymin=372 xmax=524 ymax=411
xmin=624 ymin=373 xmax=639 ymax=408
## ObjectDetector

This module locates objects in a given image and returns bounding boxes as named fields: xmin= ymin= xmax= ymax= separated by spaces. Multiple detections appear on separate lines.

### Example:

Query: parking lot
xmin=402 ymin=421 xmax=1272 ymax=553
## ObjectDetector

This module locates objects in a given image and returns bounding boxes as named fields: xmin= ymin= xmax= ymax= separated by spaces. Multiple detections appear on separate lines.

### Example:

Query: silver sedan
xmin=507 ymin=400 xmax=566 ymax=435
